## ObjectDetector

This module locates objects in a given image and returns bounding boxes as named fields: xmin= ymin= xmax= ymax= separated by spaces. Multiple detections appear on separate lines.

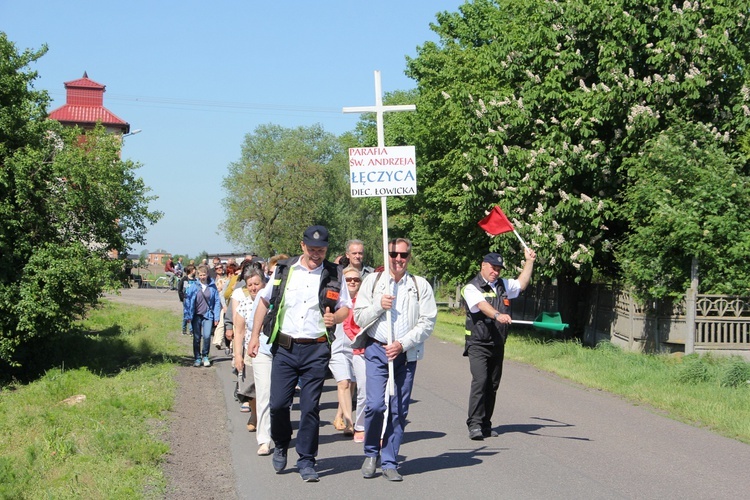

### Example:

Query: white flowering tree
xmin=399 ymin=0 xmax=750 ymax=318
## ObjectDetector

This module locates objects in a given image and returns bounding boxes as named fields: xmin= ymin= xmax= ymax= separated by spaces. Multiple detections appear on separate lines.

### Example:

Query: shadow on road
xmin=497 ymin=416 xmax=591 ymax=441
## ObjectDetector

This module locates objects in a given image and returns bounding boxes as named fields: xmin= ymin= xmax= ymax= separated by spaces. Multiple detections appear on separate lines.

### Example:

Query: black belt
xmin=277 ymin=332 xmax=327 ymax=348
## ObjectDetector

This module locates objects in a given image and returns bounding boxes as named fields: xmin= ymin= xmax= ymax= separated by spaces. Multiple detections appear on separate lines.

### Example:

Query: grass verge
xmin=0 ymin=301 xmax=183 ymax=499
xmin=434 ymin=308 xmax=750 ymax=444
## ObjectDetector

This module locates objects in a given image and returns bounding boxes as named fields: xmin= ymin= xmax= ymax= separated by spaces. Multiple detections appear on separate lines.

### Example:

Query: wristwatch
xmin=493 ymin=312 xmax=501 ymax=321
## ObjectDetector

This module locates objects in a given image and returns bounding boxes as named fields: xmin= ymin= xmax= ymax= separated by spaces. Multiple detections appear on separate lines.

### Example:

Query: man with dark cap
xmin=461 ymin=247 xmax=536 ymax=440
xmin=248 ymin=225 xmax=351 ymax=482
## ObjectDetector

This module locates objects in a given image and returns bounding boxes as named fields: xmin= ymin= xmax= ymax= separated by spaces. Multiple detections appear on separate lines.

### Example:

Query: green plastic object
xmin=533 ymin=312 xmax=569 ymax=331
xmin=514 ymin=312 xmax=569 ymax=331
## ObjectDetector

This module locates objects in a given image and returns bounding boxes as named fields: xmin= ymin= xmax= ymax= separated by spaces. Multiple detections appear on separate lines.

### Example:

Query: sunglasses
xmin=388 ymin=251 xmax=410 ymax=259
xmin=345 ymin=277 xmax=361 ymax=283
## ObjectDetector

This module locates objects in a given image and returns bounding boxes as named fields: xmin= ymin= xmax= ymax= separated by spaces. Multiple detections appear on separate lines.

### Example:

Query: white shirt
xmin=258 ymin=259 xmax=351 ymax=340
xmin=371 ymin=273 xmax=417 ymax=344
xmin=462 ymin=277 xmax=522 ymax=313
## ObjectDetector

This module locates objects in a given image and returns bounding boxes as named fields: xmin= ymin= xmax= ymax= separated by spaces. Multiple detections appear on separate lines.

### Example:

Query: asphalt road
xmin=106 ymin=287 xmax=750 ymax=499
xmin=214 ymin=333 xmax=750 ymax=499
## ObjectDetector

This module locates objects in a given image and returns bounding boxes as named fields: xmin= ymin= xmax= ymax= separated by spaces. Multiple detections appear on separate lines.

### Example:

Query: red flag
xmin=478 ymin=206 xmax=514 ymax=236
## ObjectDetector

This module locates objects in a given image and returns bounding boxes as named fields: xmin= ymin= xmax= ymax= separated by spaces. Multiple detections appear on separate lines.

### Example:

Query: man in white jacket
xmin=353 ymin=237 xmax=437 ymax=482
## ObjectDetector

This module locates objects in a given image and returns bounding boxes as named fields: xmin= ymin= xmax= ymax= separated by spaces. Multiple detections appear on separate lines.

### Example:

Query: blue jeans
xmin=363 ymin=339 xmax=417 ymax=470
xmin=192 ymin=315 xmax=213 ymax=359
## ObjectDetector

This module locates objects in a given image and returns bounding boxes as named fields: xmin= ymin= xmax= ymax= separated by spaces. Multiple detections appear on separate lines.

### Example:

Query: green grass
xmin=434 ymin=308 xmax=750 ymax=444
xmin=0 ymin=301 xmax=183 ymax=499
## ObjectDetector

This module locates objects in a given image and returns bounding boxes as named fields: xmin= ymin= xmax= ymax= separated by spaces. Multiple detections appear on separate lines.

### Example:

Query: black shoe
xmin=469 ymin=428 xmax=484 ymax=440
xmin=299 ymin=466 xmax=319 ymax=482
xmin=482 ymin=428 xmax=499 ymax=437
xmin=361 ymin=456 xmax=377 ymax=478
xmin=272 ymin=447 xmax=287 ymax=473
xmin=382 ymin=468 xmax=403 ymax=482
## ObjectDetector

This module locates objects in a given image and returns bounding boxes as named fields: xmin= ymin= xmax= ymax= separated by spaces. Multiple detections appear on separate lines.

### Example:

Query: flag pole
xmin=373 ymin=72 xmax=395 ymax=398
xmin=513 ymin=229 xmax=529 ymax=250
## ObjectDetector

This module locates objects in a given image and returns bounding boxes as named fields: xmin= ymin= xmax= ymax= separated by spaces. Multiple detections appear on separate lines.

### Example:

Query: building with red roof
xmin=48 ymin=72 xmax=130 ymax=134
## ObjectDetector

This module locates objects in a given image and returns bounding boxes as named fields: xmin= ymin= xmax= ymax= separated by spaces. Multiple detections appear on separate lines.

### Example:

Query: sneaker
xmin=353 ymin=431 xmax=365 ymax=443
xmin=193 ymin=358 xmax=201 ymax=367
xmin=202 ymin=356 xmax=211 ymax=367
xmin=382 ymin=468 xmax=403 ymax=482
xmin=469 ymin=428 xmax=484 ymax=440
xmin=181 ymin=328 xmax=187 ymax=335
xmin=272 ymin=447 xmax=287 ymax=473
xmin=482 ymin=428 xmax=499 ymax=438
xmin=299 ymin=466 xmax=319 ymax=482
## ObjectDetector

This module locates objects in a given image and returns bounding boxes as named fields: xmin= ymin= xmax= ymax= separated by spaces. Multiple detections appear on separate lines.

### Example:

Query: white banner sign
xmin=348 ymin=146 xmax=417 ymax=198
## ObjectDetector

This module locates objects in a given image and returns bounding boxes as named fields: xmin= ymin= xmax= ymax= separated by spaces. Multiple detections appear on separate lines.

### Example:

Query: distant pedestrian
xmin=183 ymin=264 xmax=221 ymax=367
xmin=235 ymin=255 xmax=287 ymax=457
xmin=178 ymin=264 xmax=197 ymax=335
xmin=209 ymin=256 xmax=222 ymax=280
xmin=174 ymin=257 xmax=184 ymax=277
xmin=233 ymin=268 xmax=265 ymax=431
xmin=345 ymin=239 xmax=374 ymax=278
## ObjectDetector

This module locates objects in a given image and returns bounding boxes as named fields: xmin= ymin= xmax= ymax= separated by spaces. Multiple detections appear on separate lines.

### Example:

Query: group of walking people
xmin=178 ymin=224 xmax=536 ymax=483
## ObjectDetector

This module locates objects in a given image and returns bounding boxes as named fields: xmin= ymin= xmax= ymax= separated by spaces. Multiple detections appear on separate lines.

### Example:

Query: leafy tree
xmin=137 ymin=249 xmax=149 ymax=269
xmin=222 ymin=123 xmax=381 ymax=259
xmin=400 ymin=0 xmax=750 ymax=329
xmin=0 ymin=33 xmax=162 ymax=365
xmin=618 ymin=121 xmax=750 ymax=299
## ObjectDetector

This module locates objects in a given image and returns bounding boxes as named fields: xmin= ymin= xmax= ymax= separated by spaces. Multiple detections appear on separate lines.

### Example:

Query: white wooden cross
xmin=343 ymin=70 xmax=416 ymax=395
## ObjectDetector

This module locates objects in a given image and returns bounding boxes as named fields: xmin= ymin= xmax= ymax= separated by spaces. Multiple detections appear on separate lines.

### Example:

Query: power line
xmin=45 ymin=90 xmax=356 ymax=117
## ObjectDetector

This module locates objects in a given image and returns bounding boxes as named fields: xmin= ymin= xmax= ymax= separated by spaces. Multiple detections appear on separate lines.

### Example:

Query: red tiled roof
xmin=48 ymin=73 xmax=129 ymax=131
xmin=49 ymin=105 xmax=128 ymax=126
xmin=63 ymin=77 xmax=105 ymax=90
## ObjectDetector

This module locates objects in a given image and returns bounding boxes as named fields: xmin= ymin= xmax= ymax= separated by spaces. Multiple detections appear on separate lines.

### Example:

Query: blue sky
xmin=2 ymin=0 xmax=465 ymax=258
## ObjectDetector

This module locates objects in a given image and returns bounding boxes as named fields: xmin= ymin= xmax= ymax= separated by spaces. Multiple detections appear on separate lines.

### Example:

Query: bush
xmin=676 ymin=355 xmax=713 ymax=384
xmin=719 ymin=358 xmax=750 ymax=388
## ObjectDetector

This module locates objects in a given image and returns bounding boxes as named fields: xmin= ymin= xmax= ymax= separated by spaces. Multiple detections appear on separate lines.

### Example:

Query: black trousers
xmin=466 ymin=341 xmax=505 ymax=431
xmin=269 ymin=341 xmax=330 ymax=470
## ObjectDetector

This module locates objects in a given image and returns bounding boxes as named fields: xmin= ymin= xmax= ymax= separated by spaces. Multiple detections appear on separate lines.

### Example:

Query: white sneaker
xmin=202 ymin=356 xmax=211 ymax=367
